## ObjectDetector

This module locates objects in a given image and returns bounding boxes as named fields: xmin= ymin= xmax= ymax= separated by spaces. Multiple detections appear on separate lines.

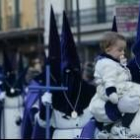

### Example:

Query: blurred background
xmin=0 ymin=0 xmax=139 ymax=65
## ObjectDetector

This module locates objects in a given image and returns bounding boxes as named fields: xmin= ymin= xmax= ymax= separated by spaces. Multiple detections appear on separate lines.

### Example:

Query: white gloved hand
xmin=25 ymin=87 xmax=29 ymax=93
xmin=118 ymin=95 xmax=140 ymax=113
xmin=41 ymin=92 xmax=52 ymax=105
xmin=109 ymin=93 xmax=119 ymax=104
xmin=0 ymin=91 xmax=5 ymax=101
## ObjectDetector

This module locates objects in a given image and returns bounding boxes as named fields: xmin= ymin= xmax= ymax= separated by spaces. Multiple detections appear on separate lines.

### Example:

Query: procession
xmin=0 ymin=0 xmax=140 ymax=139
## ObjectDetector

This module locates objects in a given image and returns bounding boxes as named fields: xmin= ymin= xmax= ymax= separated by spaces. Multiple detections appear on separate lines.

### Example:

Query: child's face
xmin=106 ymin=39 xmax=126 ymax=61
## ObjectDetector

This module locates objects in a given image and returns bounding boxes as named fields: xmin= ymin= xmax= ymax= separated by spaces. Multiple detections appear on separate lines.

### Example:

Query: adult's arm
xmin=127 ymin=58 xmax=140 ymax=84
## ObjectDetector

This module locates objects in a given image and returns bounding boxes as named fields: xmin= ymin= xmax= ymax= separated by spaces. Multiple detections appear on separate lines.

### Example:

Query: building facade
xmin=0 ymin=0 xmax=139 ymax=63
xmin=0 ymin=0 xmax=45 ymax=30
xmin=0 ymin=0 xmax=44 ymax=65
xmin=43 ymin=0 xmax=117 ymax=62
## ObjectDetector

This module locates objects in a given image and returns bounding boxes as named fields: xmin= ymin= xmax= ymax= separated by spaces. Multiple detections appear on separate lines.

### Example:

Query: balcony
xmin=3 ymin=14 xmax=21 ymax=30
xmin=56 ymin=5 xmax=115 ymax=27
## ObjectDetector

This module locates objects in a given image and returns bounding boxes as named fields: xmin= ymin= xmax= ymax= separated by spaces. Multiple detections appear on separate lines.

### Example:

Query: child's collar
xmin=100 ymin=53 xmax=120 ymax=63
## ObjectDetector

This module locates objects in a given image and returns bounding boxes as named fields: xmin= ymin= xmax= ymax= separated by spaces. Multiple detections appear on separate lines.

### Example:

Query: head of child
xmin=100 ymin=32 xmax=127 ymax=61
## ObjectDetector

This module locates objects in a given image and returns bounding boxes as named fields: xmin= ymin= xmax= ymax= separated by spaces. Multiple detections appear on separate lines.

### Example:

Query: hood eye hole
xmin=74 ymin=68 xmax=80 ymax=72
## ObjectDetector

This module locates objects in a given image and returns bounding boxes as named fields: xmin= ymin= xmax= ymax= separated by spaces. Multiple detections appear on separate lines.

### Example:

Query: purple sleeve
xmin=105 ymin=101 xmax=122 ymax=121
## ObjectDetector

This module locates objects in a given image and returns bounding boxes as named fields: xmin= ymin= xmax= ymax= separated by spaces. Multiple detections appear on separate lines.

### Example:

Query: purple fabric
xmin=21 ymin=80 xmax=42 ymax=139
xmin=25 ymin=81 xmax=41 ymax=109
xmin=31 ymin=121 xmax=45 ymax=139
xmin=105 ymin=101 xmax=122 ymax=121
xmin=111 ymin=16 xmax=117 ymax=32
xmin=61 ymin=11 xmax=81 ymax=73
xmin=21 ymin=110 xmax=34 ymax=139
xmin=133 ymin=2 xmax=140 ymax=55
xmin=80 ymin=119 xmax=96 ymax=139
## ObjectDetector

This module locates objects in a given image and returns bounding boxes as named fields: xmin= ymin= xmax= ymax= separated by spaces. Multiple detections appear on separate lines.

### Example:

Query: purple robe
xmin=21 ymin=80 xmax=41 ymax=139
xmin=80 ymin=119 xmax=96 ymax=139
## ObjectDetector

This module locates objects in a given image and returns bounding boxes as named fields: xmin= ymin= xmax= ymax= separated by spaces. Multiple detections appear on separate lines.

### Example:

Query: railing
xmin=0 ymin=5 xmax=115 ymax=30
xmin=5 ymin=13 xmax=21 ymax=30
xmin=56 ymin=5 xmax=115 ymax=27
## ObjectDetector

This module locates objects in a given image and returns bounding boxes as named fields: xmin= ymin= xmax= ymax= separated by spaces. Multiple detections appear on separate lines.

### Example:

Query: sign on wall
xmin=115 ymin=0 xmax=140 ymax=34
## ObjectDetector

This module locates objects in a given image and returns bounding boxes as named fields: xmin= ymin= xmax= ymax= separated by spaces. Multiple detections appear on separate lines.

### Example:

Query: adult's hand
xmin=118 ymin=95 xmax=140 ymax=113
xmin=41 ymin=92 xmax=52 ymax=105
xmin=40 ymin=92 xmax=52 ymax=120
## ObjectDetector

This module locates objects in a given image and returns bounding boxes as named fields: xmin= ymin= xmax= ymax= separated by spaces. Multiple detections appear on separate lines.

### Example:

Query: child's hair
xmin=100 ymin=31 xmax=126 ymax=52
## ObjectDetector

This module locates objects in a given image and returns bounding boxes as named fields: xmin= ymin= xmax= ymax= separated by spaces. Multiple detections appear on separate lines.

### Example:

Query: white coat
xmin=89 ymin=57 xmax=140 ymax=134
xmin=1 ymin=95 xmax=23 ymax=139
xmin=36 ymin=107 xmax=93 ymax=139
xmin=93 ymin=57 xmax=140 ymax=101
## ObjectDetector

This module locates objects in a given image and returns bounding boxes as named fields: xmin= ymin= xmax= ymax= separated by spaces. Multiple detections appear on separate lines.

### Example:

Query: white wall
xmin=73 ymin=0 xmax=96 ymax=11
xmin=44 ymin=0 xmax=116 ymax=46
xmin=106 ymin=0 xmax=115 ymax=5
xmin=49 ymin=0 xmax=64 ymax=13
xmin=72 ymin=0 xmax=115 ymax=11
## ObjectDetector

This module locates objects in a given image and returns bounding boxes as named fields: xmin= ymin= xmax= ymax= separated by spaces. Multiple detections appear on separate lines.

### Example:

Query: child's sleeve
xmin=96 ymin=59 xmax=118 ymax=101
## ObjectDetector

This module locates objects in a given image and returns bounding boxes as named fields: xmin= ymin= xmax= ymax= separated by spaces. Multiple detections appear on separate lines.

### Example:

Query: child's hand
xmin=120 ymin=55 xmax=127 ymax=66
xmin=109 ymin=92 xmax=118 ymax=104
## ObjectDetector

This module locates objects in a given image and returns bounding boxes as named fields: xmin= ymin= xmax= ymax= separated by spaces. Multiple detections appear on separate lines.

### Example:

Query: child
xmin=89 ymin=31 xmax=140 ymax=138
xmin=92 ymin=32 xmax=140 ymax=104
